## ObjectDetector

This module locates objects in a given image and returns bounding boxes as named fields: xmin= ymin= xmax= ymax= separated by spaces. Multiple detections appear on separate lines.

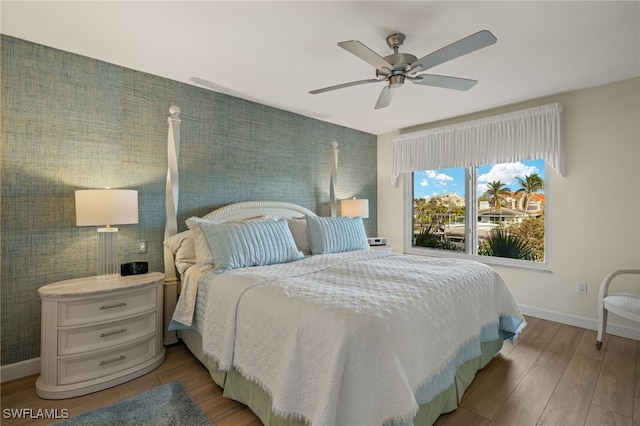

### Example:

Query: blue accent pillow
xmin=306 ymin=216 xmax=369 ymax=254
xmin=196 ymin=219 xmax=304 ymax=272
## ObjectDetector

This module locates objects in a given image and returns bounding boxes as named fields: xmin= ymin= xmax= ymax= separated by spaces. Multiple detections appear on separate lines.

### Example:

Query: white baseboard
xmin=519 ymin=304 xmax=640 ymax=341
xmin=1 ymin=357 xmax=40 ymax=383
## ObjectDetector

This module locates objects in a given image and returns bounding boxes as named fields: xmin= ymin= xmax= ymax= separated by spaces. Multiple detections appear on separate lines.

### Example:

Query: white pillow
xmin=287 ymin=217 xmax=310 ymax=255
xmin=163 ymin=230 xmax=196 ymax=274
xmin=196 ymin=219 xmax=304 ymax=272
xmin=306 ymin=215 xmax=369 ymax=254
xmin=186 ymin=217 xmax=222 ymax=271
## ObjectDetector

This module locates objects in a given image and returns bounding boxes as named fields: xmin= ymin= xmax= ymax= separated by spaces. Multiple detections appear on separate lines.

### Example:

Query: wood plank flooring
xmin=1 ymin=316 xmax=638 ymax=426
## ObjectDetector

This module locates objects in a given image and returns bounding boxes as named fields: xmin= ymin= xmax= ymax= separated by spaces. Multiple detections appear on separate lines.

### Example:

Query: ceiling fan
xmin=310 ymin=30 xmax=497 ymax=109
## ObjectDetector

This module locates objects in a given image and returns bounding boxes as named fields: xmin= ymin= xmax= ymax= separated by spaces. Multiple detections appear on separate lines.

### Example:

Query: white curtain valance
xmin=391 ymin=102 xmax=564 ymax=186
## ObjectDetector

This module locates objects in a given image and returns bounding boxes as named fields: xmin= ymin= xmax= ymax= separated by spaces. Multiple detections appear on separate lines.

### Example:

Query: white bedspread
xmin=192 ymin=250 xmax=523 ymax=426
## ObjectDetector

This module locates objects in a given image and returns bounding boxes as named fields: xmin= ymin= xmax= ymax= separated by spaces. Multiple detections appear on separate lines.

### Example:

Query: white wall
xmin=377 ymin=78 xmax=640 ymax=336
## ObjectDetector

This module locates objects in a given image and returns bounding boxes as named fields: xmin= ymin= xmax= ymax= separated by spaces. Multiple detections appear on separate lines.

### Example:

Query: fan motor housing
xmin=389 ymin=75 xmax=405 ymax=88
xmin=384 ymin=53 xmax=418 ymax=71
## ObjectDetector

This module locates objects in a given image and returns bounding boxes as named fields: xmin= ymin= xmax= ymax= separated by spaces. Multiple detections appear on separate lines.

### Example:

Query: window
xmin=410 ymin=160 xmax=546 ymax=267
xmin=393 ymin=103 xmax=561 ymax=270
xmin=413 ymin=167 xmax=467 ymax=253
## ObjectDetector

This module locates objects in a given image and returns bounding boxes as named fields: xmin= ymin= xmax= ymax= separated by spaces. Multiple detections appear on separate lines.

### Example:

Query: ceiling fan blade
xmin=408 ymin=30 xmax=497 ymax=74
xmin=374 ymin=86 xmax=395 ymax=109
xmin=309 ymin=78 xmax=383 ymax=94
xmin=412 ymin=74 xmax=478 ymax=91
xmin=338 ymin=40 xmax=393 ymax=73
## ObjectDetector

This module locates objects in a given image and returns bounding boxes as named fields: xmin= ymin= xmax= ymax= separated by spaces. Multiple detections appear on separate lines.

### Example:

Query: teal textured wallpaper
xmin=1 ymin=35 xmax=377 ymax=365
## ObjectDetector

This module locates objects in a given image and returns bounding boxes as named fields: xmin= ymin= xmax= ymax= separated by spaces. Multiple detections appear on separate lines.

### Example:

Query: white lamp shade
xmin=341 ymin=198 xmax=369 ymax=218
xmin=75 ymin=189 xmax=138 ymax=227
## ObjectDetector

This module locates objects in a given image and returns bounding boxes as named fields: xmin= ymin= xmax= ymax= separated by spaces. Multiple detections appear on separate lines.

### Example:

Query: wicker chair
xmin=596 ymin=269 xmax=640 ymax=349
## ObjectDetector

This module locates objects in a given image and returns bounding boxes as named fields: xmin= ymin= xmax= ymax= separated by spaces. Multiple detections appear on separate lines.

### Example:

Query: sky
xmin=413 ymin=159 xmax=545 ymax=199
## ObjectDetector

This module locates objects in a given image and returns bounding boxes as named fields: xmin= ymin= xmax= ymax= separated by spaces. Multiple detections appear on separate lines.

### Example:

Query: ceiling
xmin=2 ymin=1 xmax=639 ymax=135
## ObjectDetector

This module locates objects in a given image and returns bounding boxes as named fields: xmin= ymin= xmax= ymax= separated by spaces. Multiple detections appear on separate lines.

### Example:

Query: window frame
xmin=403 ymin=162 xmax=551 ymax=272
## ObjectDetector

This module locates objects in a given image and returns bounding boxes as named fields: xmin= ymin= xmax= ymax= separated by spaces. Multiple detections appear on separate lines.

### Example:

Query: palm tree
xmin=484 ymin=180 xmax=511 ymax=214
xmin=515 ymin=174 xmax=544 ymax=214
xmin=413 ymin=198 xmax=430 ymax=226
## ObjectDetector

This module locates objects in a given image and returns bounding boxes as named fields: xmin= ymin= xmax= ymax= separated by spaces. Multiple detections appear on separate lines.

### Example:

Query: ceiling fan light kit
xmin=310 ymin=30 xmax=497 ymax=109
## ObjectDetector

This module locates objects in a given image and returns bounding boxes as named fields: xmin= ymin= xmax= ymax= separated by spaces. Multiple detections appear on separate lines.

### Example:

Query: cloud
xmin=414 ymin=171 xmax=457 ymax=197
xmin=426 ymin=170 xmax=454 ymax=182
xmin=477 ymin=162 xmax=538 ymax=186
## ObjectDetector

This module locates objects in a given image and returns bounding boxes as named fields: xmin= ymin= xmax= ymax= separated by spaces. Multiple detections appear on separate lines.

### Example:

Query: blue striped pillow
xmin=197 ymin=219 xmax=304 ymax=272
xmin=306 ymin=216 xmax=369 ymax=254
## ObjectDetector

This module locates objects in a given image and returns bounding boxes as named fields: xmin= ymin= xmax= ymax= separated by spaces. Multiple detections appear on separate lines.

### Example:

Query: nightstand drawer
xmin=57 ymin=335 xmax=157 ymax=385
xmin=58 ymin=311 xmax=157 ymax=356
xmin=58 ymin=287 xmax=157 ymax=327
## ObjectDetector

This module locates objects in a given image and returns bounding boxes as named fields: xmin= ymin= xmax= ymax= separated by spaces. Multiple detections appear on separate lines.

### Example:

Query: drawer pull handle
xmin=100 ymin=328 xmax=127 ymax=338
xmin=99 ymin=355 xmax=126 ymax=366
xmin=100 ymin=302 xmax=127 ymax=310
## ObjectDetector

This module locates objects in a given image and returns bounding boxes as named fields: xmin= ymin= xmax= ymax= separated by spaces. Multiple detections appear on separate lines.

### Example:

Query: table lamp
xmin=75 ymin=189 xmax=138 ymax=279
xmin=340 ymin=198 xmax=369 ymax=218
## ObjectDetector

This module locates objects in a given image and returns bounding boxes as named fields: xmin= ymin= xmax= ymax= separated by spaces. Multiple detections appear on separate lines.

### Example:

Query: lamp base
xmin=97 ymin=228 xmax=119 ymax=279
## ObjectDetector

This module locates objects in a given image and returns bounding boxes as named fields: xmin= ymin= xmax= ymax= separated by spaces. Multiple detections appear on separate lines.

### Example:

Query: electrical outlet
xmin=576 ymin=282 xmax=587 ymax=294
xmin=137 ymin=240 xmax=147 ymax=254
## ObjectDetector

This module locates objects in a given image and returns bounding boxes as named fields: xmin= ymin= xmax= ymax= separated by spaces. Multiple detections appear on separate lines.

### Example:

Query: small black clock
xmin=120 ymin=262 xmax=148 ymax=276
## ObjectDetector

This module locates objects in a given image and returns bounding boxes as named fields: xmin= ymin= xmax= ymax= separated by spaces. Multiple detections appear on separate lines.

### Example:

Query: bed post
xmin=163 ymin=106 xmax=181 ymax=345
xmin=330 ymin=141 xmax=338 ymax=217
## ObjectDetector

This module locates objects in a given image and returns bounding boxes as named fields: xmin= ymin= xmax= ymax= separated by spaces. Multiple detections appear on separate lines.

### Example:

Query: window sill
xmin=404 ymin=246 xmax=552 ymax=272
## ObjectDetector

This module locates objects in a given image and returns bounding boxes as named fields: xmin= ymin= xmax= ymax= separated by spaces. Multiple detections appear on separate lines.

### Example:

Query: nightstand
xmin=370 ymin=245 xmax=393 ymax=252
xmin=36 ymin=272 xmax=166 ymax=399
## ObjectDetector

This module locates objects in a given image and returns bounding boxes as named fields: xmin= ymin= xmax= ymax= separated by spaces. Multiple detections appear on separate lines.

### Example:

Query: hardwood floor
xmin=2 ymin=316 xmax=638 ymax=426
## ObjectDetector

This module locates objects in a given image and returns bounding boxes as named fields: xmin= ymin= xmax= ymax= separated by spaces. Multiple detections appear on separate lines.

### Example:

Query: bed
xmin=163 ymin=200 xmax=525 ymax=426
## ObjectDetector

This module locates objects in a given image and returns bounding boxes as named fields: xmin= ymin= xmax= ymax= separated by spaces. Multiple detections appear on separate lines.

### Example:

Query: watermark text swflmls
xmin=3 ymin=408 xmax=69 ymax=420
